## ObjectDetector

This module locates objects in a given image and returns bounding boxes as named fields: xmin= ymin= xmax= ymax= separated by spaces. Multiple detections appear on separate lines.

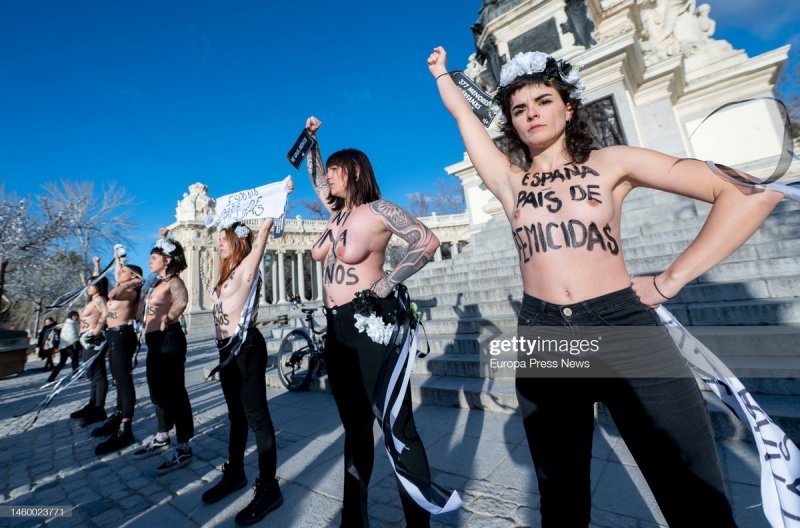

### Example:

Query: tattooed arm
xmin=369 ymin=200 xmax=440 ymax=298
xmin=305 ymin=116 xmax=334 ymax=213
xmin=164 ymin=277 xmax=189 ymax=328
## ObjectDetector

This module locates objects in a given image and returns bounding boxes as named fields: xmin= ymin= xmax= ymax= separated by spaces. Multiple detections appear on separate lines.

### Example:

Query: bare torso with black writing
xmin=504 ymin=150 xmax=632 ymax=304
xmin=79 ymin=297 xmax=106 ymax=335
xmin=210 ymin=267 xmax=255 ymax=339
xmin=145 ymin=277 xmax=187 ymax=334
xmin=310 ymin=205 xmax=391 ymax=307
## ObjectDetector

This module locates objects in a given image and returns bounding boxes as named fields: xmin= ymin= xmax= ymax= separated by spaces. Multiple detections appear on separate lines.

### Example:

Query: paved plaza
xmin=0 ymin=336 xmax=771 ymax=527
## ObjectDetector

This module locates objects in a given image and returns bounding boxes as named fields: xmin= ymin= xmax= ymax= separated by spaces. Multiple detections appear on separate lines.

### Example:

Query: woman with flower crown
xmin=303 ymin=115 xmax=461 ymax=527
xmin=428 ymin=46 xmax=783 ymax=527
xmin=199 ymin=178 xmax=293 ymax=527
xmin=132 ymin=228 xmax=195 ymax=475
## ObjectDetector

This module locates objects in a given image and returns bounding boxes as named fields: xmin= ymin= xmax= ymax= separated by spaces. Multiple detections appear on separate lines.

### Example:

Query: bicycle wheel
xmin=277 ymin=329 xmax=316 ymax=391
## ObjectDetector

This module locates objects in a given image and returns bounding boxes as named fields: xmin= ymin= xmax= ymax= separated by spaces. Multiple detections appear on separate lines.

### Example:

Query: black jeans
xmin=324 ymin=295 xmax=431 ymax=528
xmin=108 ymin=325 xmax=138 ymax=420
xmin=145 ymin=323 xmax=194 ymax=443
xmin=84 ymin=342 xmax=108 ymax=408
xmin=515 ymin=286 xmax=736 ymax=527
xmin=218 ymin=328 xmax=277 ymax=480
xmin=49 ymin=343 xmax=80 ymax=380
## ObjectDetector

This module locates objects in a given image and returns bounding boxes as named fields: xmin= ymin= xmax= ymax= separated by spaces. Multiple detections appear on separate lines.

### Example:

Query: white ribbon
xmin=657 ymin=306 xmax=800 ymax=527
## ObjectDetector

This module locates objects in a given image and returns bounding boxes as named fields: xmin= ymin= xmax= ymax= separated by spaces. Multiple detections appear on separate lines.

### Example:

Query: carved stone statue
xmin=637 ymin=0 xmax=728 ymax=64
xmin=175 ymin=182 xmax=216 ymax=223
xmin=560 ymin=0 xmax=596 ymax=49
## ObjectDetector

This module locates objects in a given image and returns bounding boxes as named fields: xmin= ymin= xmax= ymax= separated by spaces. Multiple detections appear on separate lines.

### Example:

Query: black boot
xmin=95 ymin=421 xmax=134 ymax=455
xmin=91 ymin=412 xmax=121 ymax=437
xmin=201 ymin=462 xmax=247 ymax=504
xmin=79 ymin=407 xmax=107 ymax=428
xmin=234 ymin=477 xmax=283 ymax=526
xmin=70 ymin=403 xmax=93 ymax=420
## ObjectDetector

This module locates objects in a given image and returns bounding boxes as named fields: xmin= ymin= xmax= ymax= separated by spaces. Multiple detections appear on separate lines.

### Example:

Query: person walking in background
xmin=37 ymin=317 xmax=59 ymax=371
xmin=46 ymin=311 xmax=80 ymax=382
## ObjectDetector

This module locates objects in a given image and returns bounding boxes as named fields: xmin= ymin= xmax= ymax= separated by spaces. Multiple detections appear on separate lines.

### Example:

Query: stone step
xmin=682 ymin=297 xmax=800 ymax=325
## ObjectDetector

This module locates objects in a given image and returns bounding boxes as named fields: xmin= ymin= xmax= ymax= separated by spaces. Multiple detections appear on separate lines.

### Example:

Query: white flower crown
xmin=155 ymin=238 xmax=176 ymax=256
xmin=498 ymin=51 xmax=586 ymax=103
xmin=234 ymin=224 xmax=251 ymax=238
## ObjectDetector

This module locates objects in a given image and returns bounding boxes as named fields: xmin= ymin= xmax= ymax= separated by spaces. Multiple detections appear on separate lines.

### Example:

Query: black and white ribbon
xmin=371 ymin=285 xmax=462 ymax=514
xmin=44 ymin=260 xmax=115 ymax=311
xmin=657 ymin=307 xmax=800 ymax=527
xmin=206 ymin=273 xmax=262 ymax=380
xmin=14 ymin=339 xmax=107 ymax=429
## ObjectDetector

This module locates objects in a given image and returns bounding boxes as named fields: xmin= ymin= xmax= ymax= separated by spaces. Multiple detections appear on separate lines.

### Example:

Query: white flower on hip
xmin=234 ymin=224 xmax=251 ymax=238
xmin=354 ymin=313 xmax=396 ymax=346
xmin=499 ymin=51 xmax=549 ymax=87
xmin=155 ymin=238 xmax=176 ymax=256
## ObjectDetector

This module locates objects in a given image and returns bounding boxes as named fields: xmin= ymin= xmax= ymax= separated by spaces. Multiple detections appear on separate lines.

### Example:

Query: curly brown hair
xmin=496 ymin=58 xmax=595 ymax=167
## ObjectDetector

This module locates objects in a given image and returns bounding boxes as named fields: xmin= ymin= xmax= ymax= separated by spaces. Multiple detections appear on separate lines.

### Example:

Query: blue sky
xmin=1 ymin=0 xmax=798 ymax=271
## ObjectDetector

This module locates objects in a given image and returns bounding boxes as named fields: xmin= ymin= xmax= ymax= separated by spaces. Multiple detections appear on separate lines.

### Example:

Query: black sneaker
xmin=91 ymin=413 xmax=121 ymax=437
xmin=79 ymin=407 xmax=107 ymax=428
xmin=156 ymin=446 xmax=192 ymax=475
xmin=70 ymin=403 xmax=92 ymax=420
xmin=234 ymin=477 xmax=283 ymax=526
xmin=133 ymin=436 xmax=172 ymax=459
xmin=95 ymin=428 xmax=135 ymax=455
xmin=201 ymin=462 xmax=247 ymax=504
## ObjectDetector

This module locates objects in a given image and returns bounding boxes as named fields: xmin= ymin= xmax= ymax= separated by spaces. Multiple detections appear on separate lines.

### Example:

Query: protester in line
xmin=201 ymin=178 xmax=293 ymax=526
xmin=37 ymin=317 xmax=59 ymax=371
xmin=305 ymin=116 xmax=451 ymax=527
xmin=133 ymin=229 xmax=194 ymax=475
xmin=428 ymin=45 xmax=783 ymax=526
xmin=46 ymin=311 xmax=80 ymax=383
xmin=69 ymin=256 xmax=109 ymax=428
xmin=93 ymin=246 xmax=144 ymax=455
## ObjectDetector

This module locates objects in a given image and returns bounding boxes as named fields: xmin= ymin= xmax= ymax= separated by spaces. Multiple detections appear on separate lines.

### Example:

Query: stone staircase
xmin=263 ymin=189 xmax=800 ymax=440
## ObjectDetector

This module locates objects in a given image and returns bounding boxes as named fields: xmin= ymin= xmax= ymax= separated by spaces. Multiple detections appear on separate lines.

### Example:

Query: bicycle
xmin=277 ymin=307 xmax=327 ymax=391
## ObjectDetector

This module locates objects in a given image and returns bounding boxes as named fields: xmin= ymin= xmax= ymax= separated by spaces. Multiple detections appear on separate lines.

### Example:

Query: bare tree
xmin=407 ymin=192 xmax=432 ymax=217
xmin=42 ymin=180 xmax=137 ymax=263
xmin=430 ymin=178 xmax=466 ymax=214
xmin=298 ymin=198 xmax=327 ymax=219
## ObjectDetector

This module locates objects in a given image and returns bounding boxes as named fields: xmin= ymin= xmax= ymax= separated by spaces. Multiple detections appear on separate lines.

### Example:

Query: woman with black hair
xmin=133 ymin=229 xmax=194 ymax=474
xmin=303 ymin=116 xmax=457 ymax=528
xmin=428 ymin=46 xmax=783 ymax=526
xmin=93 ymin=246 xmax=145 ymax=455
xmin=70 ymin=257 xmax=109 ymax=428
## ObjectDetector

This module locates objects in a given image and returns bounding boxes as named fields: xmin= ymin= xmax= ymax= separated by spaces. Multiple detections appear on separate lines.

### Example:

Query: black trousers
xmin=515 ymin=286 xmax=737 ymax=527
xmin=108 ymin=325 xmax=138 ymax=420
xmin=218 ymin=329 xmax=277 ymax=480
xmin=50 ymin=343 xmax=80 ymax=378
xmin=84 ymin=342 xmax=108 ymax=408
xmin=145 ymin=323 xmax=194 ymax=443
xmin=324 ymin=295 xmax=431 ymax=528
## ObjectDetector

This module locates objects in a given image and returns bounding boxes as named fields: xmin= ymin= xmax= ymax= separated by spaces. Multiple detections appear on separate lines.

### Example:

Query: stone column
xmin=270 ymin=252 xmax=278 ymax=305
xmin=259 ymin=256 xmax=267 ymax=306
xmin=277 ymin=251 xmax=287 ymax=303
xmin=297 ymin=250 xmax=306 ymax=300
xmin=434 ymin=246 xmax=442 ymax=262
xmin=289 ymin=251 xmax=297 ymax=297
xmin=452 ymin=241 xmax=460 ymax=256
xmin=315 ymin=260 xmax=323 ymax=301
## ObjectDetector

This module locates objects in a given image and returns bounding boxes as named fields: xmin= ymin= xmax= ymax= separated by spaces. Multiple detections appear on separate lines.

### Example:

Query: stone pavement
xmin=0 ymin=337 xmax=771 ymax=528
